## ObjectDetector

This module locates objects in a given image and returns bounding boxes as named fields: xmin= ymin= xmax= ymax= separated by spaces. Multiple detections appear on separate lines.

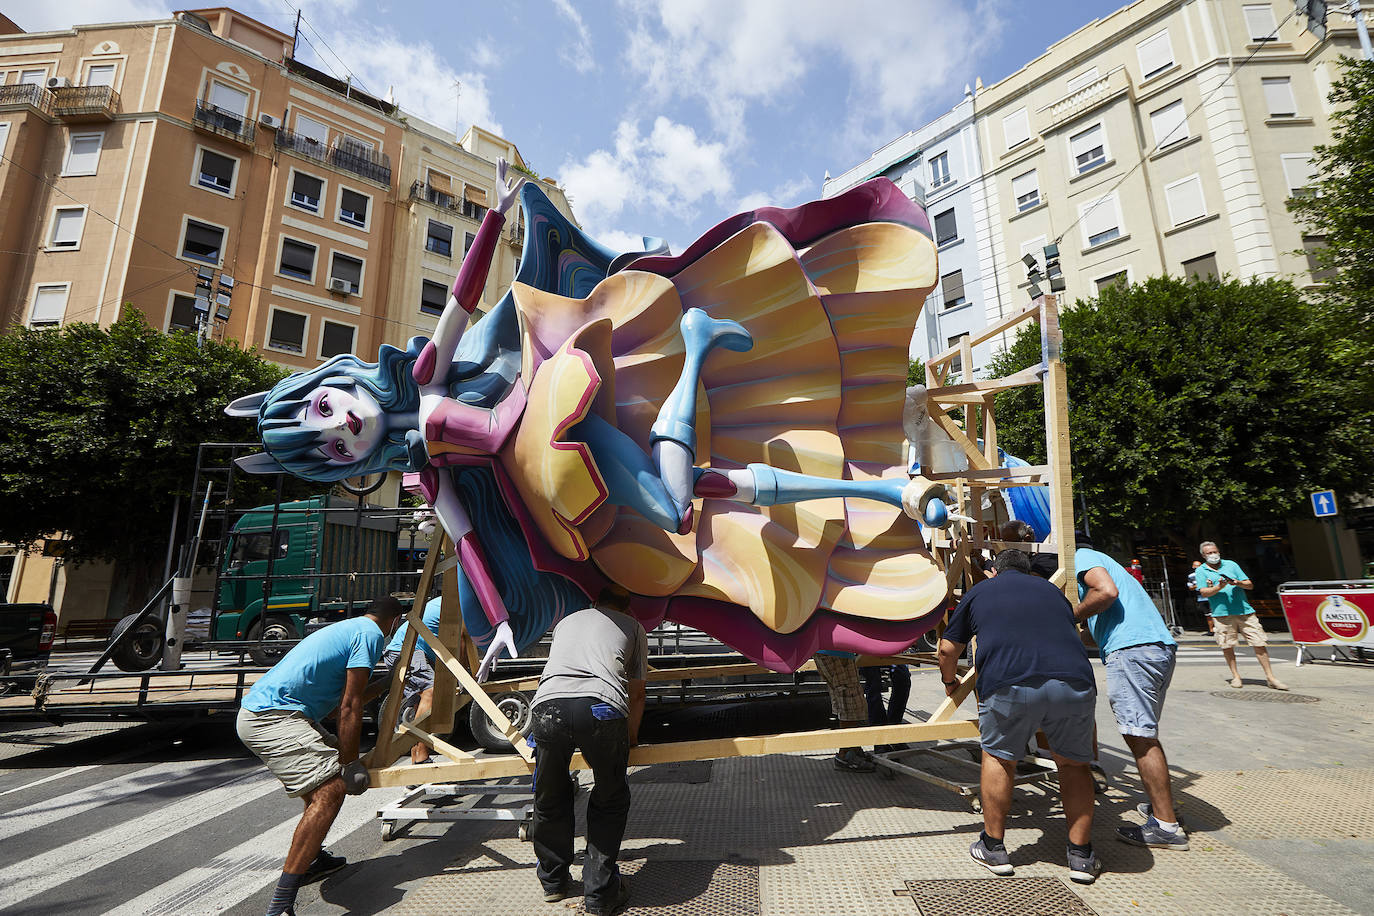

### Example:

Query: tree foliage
xmin=986 ymin=276 xmax=1374 ymax=541
xmin=0 ymin=308 xmax=289 ymax=568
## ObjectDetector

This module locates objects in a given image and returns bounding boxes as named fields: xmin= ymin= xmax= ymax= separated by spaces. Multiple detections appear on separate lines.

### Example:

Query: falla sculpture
xmin=227 ymin=159 xmax=955 ymax=678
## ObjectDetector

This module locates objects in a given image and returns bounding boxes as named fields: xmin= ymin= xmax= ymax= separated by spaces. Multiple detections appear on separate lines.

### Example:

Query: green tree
xmin=907 ymin=357 xmax=925 ymax=387
xmin=0 ymin=308 xmax=290 ymax=601
xmin=986 ymin=276 xmax=1374 ymax=544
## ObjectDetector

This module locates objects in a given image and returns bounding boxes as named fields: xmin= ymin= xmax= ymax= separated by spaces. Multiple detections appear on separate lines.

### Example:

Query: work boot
xmin=586 ymin=876 xmax=631 ymax=916
xmin=542 ymin=877 xmax=574 ymax=902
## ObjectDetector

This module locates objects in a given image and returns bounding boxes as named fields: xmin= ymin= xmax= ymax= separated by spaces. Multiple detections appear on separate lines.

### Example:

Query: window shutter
xmin=1002 ymin=109 xmax=1030 ymax=149
xmin=1082 ymin=196 xmax=1120 ymax=243
xmin=321 ymin=321 xmax=354 ymax=357
xmin=280 ymin=239 xmax=315 ymax=277
xmin=420 ymin=279 xmax=447 ymax=315
xmin=426 ymin=170 xmax=453 ymax=194
xmin=463 ymin=184 xmax=489 ymax=206
xmin=1011 ymin=170 xmax=1039 ymax=208
xmin=86 ymin=64 xmax=116 ymax=87
xmin=67 ymin=135 xmax=102 ymax=173
xmin=934 ymin=209 xmax=957 ymax=245
xmin=1137 ymin=30 xmax=1174 ymax=79
xmin=1165 ymin=175 xmax=1206 ymax=226
xmin=1243 ymin=4 xmax=1277 ymax=40
xmin=1150 ymin=101 xmax=1188 ymax=147
xmin=269 ymin=311 xmax=305 ymax=351
xmin=1070 ymin=124 xmax=1105 ymax=170
xmin=52 ymin=209 xmax=84 ymax=247
xmin=1281 ymin=154 xmax=1314 ymax=194
xmin=1262 ymin=78 xmax=1296 ymax=116
xmin=209 ymin=81 xmax=249 ymax=116
xmin=31 ymin=286 xmax=68 ymax=324
xmin=942 ymin=270 xmax=965 ymax=307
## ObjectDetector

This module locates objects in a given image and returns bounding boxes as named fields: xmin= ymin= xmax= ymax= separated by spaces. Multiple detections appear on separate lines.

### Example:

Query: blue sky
xmin=32 ymin=0 xmax=1132 ymax=254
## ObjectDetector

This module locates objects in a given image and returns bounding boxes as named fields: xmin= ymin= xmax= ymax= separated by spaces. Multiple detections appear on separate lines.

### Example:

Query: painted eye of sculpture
xmin=335 ymin=439 xmax=352 ymax=460
xmin=317 ymin=393 xmax=333 ymax=417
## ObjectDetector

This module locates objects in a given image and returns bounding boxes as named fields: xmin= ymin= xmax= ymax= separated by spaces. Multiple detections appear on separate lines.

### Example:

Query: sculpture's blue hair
xmin=257 ymin=337 xmax=426 ymax=482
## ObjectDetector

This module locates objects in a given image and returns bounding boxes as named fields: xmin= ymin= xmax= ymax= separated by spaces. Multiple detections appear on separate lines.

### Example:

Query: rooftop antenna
xmin=454 ymin=78 xmax=462 ymax=140
xmin=291 ymin=8 xmax=300 ymax=59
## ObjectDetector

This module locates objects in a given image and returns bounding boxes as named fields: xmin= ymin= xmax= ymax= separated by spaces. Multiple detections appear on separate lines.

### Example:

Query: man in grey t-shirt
xmin=529 ymin=586 xmax=647 ymax=916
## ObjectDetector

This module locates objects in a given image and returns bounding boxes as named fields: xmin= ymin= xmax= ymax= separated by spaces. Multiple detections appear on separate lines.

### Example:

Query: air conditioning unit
xmin=327 ymin=277 xmax=351 ymax=294
xmin=47 ymin=76 xmax=71 ymax=89
xmin=258 ymin=113 xmax=281 ymax=130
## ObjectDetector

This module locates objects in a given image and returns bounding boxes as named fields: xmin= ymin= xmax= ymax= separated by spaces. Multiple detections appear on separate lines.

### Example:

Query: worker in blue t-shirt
xmin=1075 ymin=534 xmax=1187 ymax=852
xmin=1196 ymin=540 xmax=1287 ymax=691
xmin=380 ymin=596 xmax=444 ymax=764
xmin=237 ymin=595 xmax=403 ymax=916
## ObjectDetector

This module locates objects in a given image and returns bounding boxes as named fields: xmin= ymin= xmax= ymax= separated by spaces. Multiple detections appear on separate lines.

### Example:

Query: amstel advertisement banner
xmin=1279 ymin=581 xmax=1374 ymax=651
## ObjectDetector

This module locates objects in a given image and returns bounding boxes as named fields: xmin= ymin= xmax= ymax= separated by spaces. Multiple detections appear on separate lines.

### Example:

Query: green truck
xmin=214 ymin=496 xmax=409 ymax=664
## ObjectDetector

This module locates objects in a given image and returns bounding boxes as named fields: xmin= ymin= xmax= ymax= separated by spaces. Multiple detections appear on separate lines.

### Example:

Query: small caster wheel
xmin=518 ymin=822 xmax=530 ymax=842
xmin=381 ymin=821 xmax=396 ymax=842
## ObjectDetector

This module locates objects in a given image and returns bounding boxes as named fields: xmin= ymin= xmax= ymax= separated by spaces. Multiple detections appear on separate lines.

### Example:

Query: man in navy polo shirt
xmin=1076 ymin=534 xmax=1189 ymax=851
xmin=939 ymin=549 xmax=1101 ymax=885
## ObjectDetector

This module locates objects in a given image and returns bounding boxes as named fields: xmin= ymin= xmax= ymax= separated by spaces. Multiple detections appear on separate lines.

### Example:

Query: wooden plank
xmin=982 ymin=395 xmax=998 ymax=464
xmin=1039 ymin=294 xmax=1078 ymax=600
xmin=927 ymin=667 xmax=978 ymax=724
xmin=926 ymin=403 xmax=993 ymax=471
xmin=926 ymin=366 xmax=1044 ymax=404
xmin=400 ymin=720 xmax=473 ymax=765
xmin=419 ymin=617 xmax=534 ymax=761
xmin=429 ymin=560 xmax=462 ymax=736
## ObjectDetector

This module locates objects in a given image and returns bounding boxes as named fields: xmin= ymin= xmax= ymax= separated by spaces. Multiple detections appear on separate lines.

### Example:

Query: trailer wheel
xmin=109 ymin=613 xmax=163 ymax=672
xmin=469 ymin=691 xmax=533 ymax=753
xmin=246 ymin=615 xmax=298 ymax=667
xmin=381 ymin=821 xmax=397 ymax=842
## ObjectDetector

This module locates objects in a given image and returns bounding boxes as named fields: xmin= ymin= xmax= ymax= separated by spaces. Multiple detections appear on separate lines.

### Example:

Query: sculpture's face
xmin=298 ymin=383 xmax=385 ymax=467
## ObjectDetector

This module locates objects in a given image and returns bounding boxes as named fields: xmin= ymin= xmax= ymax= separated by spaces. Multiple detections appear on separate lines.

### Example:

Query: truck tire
xmin=469 ymin=691 xmax=533 ymax=753
xmin=108 ymin=613 xmax=163 ymax=672
xmin=246 ymin=614 xmax=299 ymax=667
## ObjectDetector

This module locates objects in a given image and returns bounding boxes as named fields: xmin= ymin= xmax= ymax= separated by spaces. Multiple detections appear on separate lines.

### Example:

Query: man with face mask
xmin=1196 ymin=541 xmax=1287 ymax=690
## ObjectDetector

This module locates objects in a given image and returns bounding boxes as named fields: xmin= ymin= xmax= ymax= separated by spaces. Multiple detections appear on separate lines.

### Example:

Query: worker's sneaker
xmin=541 ymin=877 xmax=574 ymax=903
xmin=302 ymin=849 xmax=347 ymax=884
xmin=1066 ymin=846 xmax=1102 ymax=884
xmin=1135 ymin=802 xmax=1187 ymax=828
xmin=1117 ymin=816 xmax=1190 ymax=850
xmin=969 ymin=836 xmax=1013 ymax=876
xmin=586 ymin=877 xmax=631 ymax=916
xmin=832 ymin=748 xmax=875 ymax=772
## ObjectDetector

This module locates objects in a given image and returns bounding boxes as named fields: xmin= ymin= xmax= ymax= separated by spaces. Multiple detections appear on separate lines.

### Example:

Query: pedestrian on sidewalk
xmin=1074 ymin=535 xmax=1189 ymax=851
xmin=938 ymin=548 xmax=1102 ymax=885
xmin=529 ymin=586 xmax=647 ymax=916
xmin=815 ymin=651 xmax=875 ymax=771
xmin=1127 ymin=559 xmax=1145 ymax=585
xmin=236 ymin=595 xmax=405 ymax=916
xmin=1196 ymin=541 xmax=1287 ymax=690
xmin=379 ymin=595 xmax=442 ymax=764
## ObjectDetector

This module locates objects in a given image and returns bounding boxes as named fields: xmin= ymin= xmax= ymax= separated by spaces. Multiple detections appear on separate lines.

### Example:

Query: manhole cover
xmin=577 ymin=859 xmax=758 ymax=915
xmin=895 ymin=878 xmax=1098 ymax=915
xmin=630 ymin=759 xmax=714 ymax=784
xmin=1208 ymin=690 xmax=1319 ymax=703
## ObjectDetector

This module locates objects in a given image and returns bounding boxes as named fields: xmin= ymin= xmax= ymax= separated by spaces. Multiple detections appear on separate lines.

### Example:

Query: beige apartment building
xmin=0 ymin=8 xmax=572 ymax=616
xmin=974 ymin=0 xmax=1361 ymax=330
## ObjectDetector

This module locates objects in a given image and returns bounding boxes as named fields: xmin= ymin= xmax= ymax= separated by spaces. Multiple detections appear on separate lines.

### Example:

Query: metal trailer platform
xmin=377 ymin=777 xmax=539 ymax=842
xmin=869 ymin=739 xmax=1060 ymax=813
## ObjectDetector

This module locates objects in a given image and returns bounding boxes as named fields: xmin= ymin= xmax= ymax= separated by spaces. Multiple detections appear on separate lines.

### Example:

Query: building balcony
xmin=409 ymin=180 xmax=456 ymax=210
xmin=193 ymin=100 xmax=256 ymax=147
xmin=1037 ymin=66 xmax=1133 ymax=135
xmin=0 ymin=82 xmax=54 ymax=116
xmin=52 ymin=85 xmax=119 ymax=121
xmin=278 ymin=128 xmax=391 ymax=187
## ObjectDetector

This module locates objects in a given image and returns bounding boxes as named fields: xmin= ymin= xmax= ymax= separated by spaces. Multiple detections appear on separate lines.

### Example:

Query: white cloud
xmin=735 ymin=174 xmax=814 ymax=213
xmin=622 ymin=0 xmax=1003 ymax=145
xmin=551 ymin=0 xmax=595 ymax=74
xmin=17 ymin=0 xmax=169 ymax=31
xmin=559 ymin=115 xmax=732 ymax=249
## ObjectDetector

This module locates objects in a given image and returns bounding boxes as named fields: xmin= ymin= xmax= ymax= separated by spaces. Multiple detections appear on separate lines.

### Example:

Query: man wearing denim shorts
xmin=236 ymin=596 xmax=403 ymax=916
xmin=1075 ymin=535 xmax=1188 ymax=851
xmin=939 ymin=549 xmax=1101 ymax=884
xmin=380 ymin=596 xmax=442 ymax=764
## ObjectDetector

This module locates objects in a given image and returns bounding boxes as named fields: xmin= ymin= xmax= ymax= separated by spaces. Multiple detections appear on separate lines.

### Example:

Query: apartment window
xmin=941 ymin=270 xmax=966 ymax=310
xmin=947 ymin=335 xmax=964 ymax=375
xmin=289 ymin=171 xmax=324 ymax=213
xmin=30 ymin=284 xmax=69 ymax=328
xmin=181 ymin=218 xmax=225 ymax=265
xmin=1066 ymin=67 xmax=1099 ymax=92
xmin=934 ymin=209 xmax=958 ymax=246
xmin=929 ymin=152 xmax=950 ymax=188
xmin=196 ymin=148 xmax=236 ymax=193
xmin=1243 ymin=4 xmax=1278 ymax=41
xmin=1011 ymin=170 xmax=1040 ymax=211
xmin=426 ymin=219 xmax=454 ymax=257
xmin=338 ymin=188 xmax=369 ymax=228
xmin=1070 ymin=123 xmax=1107 ymax=174
xmin=168 ymin=293 xmax=199 ymax=331
xmin=1002 ymin=108 xmax=1030 ymax=150
xmin=338 ymin=134 xmax=372 ymax=156
xmin=1262 ymin=77 xmax=1296 ymax=117
xmin=464 ymin=232 xmax=477 ymax=258
xmin=330 ymin=252 xmax=363 ymax=294
xmin=1182 ymin=252 xmax=1218 ymax=281
xmin=0 ymin=123 xmax=9 ymax=156
xmin=63 ymin=132 xmax=103 ymax=176
xmin=267 ymin=308 xmax=307 ymax=353
xmin=1281 ymin=153 xmax=1315 ymax=197
xmin=208 ymin=80 xmax=249 ymax=117
xmin=420 ymin=279 xmax=447 ymax=316
xmin=1303 ymin=236 xmax=1337 ymax=283
xmin=1150 ymin=100 xmax=1189 ymax=148
xmin=85 ymin=63 xmax=116 ymax=87
xmin=1095 ymin=271 xmax=1129 ymax=294
xmin=1080 ymin=194 xmax=1122 ymax=249
xmin=1019 ymin=235 xmax=1048 ymax=272
xmin=461 ymin=197 xmax=488 ymax=221
xmin=49 ymin=207 xmax=86 ymax=249
xmin=320 ymin=320 xmax=355 ymax=358
xmin=1137 ymin=29 xmax=1175 ymax=80
xmin=18 ymin=68 xmax=46 ymax=86
xmin=278 ymin=238 xmax=317 ymax=281
xmin=295 ymin=113 xmax=329 ymax=146
xmin=1165 ymin=175 xmax=1207 ymax=226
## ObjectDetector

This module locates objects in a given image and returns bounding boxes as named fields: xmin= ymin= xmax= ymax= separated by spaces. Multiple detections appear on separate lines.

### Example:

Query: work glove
xmin=341 ymin=759 xmax=369 ymax=795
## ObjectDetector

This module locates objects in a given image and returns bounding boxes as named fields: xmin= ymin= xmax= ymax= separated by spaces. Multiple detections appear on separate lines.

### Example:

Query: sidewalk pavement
xmin=299 ymin=642 xmax=1374 ymax=915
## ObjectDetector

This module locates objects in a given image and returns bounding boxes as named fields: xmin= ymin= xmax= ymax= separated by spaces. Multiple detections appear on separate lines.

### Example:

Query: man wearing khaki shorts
xmin=1196 ymin=542 xmax=1287 ymax=690
xmin=237 ymin=596 xmax=404 ymax=916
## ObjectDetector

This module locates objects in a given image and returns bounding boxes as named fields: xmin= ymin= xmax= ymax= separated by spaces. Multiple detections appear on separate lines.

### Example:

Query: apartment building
xmin=977 ymin=0 xmax=1359 ymax=334
xmin=823 ymin=94 xmax=1001 ymax=377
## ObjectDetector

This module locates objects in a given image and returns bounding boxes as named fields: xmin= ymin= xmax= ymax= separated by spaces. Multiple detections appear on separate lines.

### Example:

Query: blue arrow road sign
xmin=1311 ymin=489 xmax=1337 ymax=518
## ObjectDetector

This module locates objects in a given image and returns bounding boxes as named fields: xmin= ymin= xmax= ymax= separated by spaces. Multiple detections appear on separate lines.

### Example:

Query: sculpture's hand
xmin=477 ymin=620 xmax=517 ymax=682
xmin=495 ymin=158 xmax=526 ymax=215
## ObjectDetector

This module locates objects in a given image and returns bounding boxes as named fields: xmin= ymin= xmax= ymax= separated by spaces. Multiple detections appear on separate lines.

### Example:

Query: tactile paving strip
xmin=574 ymin=859 xmax=759 ymax=915
xmin=630 ymin=760 xmax=714 ymax=784
xmin=1181 ymin=767 xmax=1374 ymax=840
xmin=895 ymin=878 xmax=1098 ymax=915
xmin=1207 ymin=690 xmax=1320 ymax=704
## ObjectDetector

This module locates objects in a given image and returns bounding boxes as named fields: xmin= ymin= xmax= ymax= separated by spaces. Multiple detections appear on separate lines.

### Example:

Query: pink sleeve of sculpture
xmin=451 ymin=209 xmax=506 ymax=313
xmin=456 ymin=530 xmax=511 ymax=627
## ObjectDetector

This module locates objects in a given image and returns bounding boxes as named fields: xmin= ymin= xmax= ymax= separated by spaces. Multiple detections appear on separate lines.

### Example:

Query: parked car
xmin=0 ymin=603 xmax=57 ymax=678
